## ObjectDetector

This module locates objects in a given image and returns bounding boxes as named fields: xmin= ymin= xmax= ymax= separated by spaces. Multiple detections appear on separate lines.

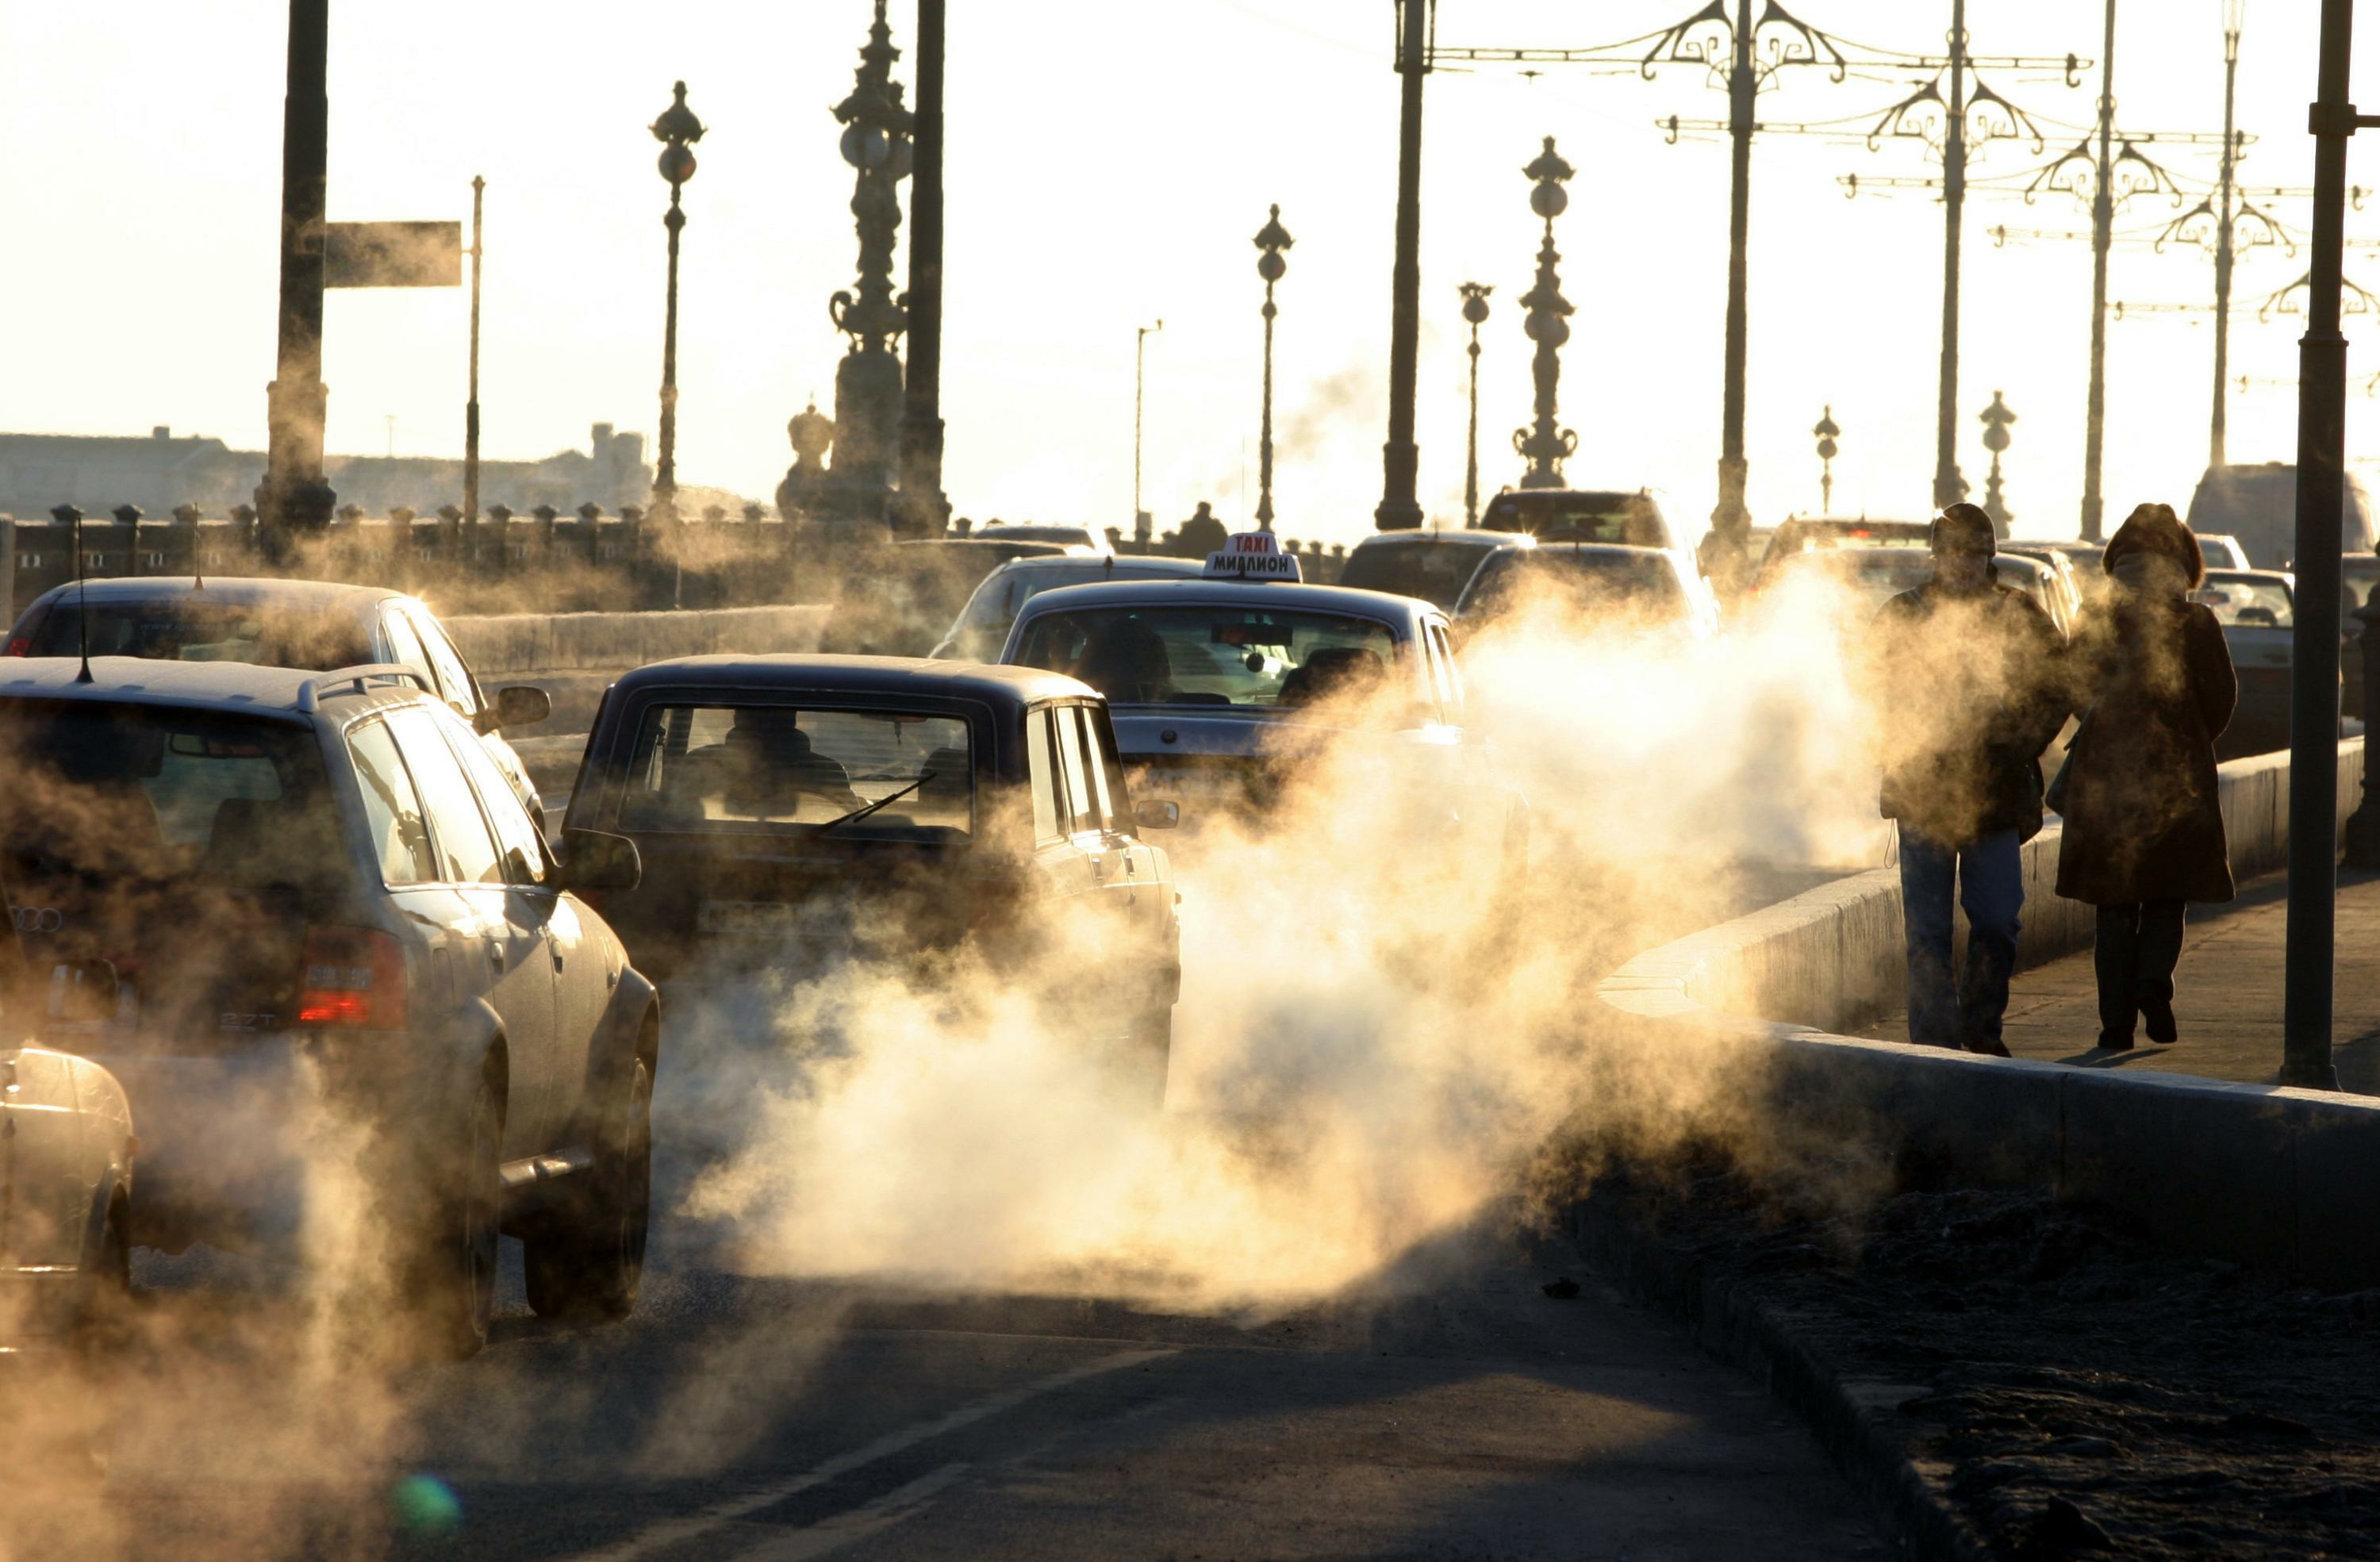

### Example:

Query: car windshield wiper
xmin=813 ymin=773 xmax=933 ymax=836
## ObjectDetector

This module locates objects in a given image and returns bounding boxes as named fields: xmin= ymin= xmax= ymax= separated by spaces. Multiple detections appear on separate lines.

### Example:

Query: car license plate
xmin=698 ymin=900 xmax=797 ymax=938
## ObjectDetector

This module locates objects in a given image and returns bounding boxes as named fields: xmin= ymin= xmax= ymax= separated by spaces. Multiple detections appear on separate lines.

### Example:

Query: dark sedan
xmin=561 ymin=655 xmax=1182 ymax=1093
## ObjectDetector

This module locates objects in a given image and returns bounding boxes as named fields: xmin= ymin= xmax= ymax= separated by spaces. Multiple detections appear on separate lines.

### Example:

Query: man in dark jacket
xmin=1861 ymin=503 xmax=2069 ymax=1053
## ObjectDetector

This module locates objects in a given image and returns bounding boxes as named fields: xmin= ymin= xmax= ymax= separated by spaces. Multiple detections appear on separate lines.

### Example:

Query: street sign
xmin=324 ymin=221 xmax=462 ymax=288
xmin=1203 ymin=530 xmax=1302 ymax=581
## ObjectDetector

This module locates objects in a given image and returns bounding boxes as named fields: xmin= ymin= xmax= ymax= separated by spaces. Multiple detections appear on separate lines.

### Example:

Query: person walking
xmin=2053 ymin=503 xmax=2236 ymax=1050
xmin=1862 ymin=502 xmax=2069 ymax=1054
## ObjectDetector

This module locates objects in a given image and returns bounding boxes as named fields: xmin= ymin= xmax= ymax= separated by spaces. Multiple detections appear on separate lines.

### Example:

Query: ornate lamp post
xmin=1813 ymin=406 xmax=1840 ymax=513
xmin=1979 ymin=390 xmax=2016 ymax=534
xmin=1459 ymin=282 xmax=1492 ymax=526
xmin=1514 ymin=138 xmax=1578 ymax=490
xmin=823 ymin=1 xmax=916 ymax=530
xmin=1253 ymin=205 xmax=1293 ymax=532
xmin=649 ymin=82 xmax=704 ymax=530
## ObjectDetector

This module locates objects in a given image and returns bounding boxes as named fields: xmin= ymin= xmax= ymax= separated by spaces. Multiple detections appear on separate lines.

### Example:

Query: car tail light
xmin=298 ymin=927 xmax=408 ymax=1029
xmin=3 ymin=635 xmax=29 ymax=656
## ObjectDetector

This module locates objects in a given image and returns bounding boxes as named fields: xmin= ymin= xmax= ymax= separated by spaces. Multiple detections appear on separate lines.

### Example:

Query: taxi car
xmin=0 ymin=657 xmax=658 ymax=1355
xmin=6 ymin=578 xmax=552 ymax=825
xmin=999 ymin=533 xmax=1525 ymax=853
xmin=559 ymin=655 xmax=1183 ymax=1088
xmin=0 ymin=881 xmax=135 ymax=1356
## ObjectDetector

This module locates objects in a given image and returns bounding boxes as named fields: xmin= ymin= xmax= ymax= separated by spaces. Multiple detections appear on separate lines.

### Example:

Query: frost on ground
xmin=1599 ymin=1171 xmax=2380 ymax=1560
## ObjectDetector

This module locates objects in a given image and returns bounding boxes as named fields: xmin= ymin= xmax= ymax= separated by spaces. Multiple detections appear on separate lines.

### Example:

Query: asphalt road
xmin=52 ymin=1207 xmax=1887 ymax=1562
xmin=16 ymin=839 xmax=1878 ymax=1561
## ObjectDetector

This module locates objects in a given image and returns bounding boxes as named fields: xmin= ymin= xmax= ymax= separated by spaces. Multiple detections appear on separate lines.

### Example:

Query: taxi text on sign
xmin=1203 ymin=532 xmax=1302 ymax=581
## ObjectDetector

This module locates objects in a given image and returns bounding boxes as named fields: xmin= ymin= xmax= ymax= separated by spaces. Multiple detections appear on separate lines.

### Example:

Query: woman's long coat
xmin=2055 ymin=596 xmax=2239 ymax=906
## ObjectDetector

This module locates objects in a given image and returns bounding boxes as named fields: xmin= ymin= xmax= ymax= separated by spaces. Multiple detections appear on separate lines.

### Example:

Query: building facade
xmin=0 ymin=422 xmax=652 ymax=519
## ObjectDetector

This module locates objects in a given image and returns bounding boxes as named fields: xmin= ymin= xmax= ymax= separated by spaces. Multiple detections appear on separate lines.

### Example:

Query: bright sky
xmin=7 ymin=2 xmax=2380 ymax=547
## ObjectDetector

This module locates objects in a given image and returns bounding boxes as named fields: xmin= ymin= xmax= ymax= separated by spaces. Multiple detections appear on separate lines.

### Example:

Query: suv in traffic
xmin=0 ymin=657 xmax=657 ymax=1354
xmin=5 ymin=578 xmax=553 ymax=825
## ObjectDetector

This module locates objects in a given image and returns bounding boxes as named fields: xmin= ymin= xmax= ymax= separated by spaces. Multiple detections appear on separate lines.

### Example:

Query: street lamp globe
xmin=651 ymin=81 xmax=705 ymax=187
xmin=1254 ymin=205 xmax=1294 ymax=282
xmin=1461 ymin=288 xmax=1491 ymax=327
xmin=839 ymin=117 xmax=891 ymax=171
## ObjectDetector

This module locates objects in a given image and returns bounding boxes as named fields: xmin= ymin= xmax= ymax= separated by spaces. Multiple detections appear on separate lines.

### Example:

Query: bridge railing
xmin=0 ymin=506 xmax=823 ymax=619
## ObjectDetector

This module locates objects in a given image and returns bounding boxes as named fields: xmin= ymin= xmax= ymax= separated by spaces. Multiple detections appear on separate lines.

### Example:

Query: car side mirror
xmin=1135 ymin=799 xmax=1181 ymax=831
xmin=483 ymin=684 xmax=552 ymax=733
xmin=47 ymin=959 xmax=120 ymax=1023
xmin=561 ymin=828 xmax=642 ymax=892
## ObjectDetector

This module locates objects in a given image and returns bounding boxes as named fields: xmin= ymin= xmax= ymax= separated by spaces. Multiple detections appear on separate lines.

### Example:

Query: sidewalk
xmin=1856 ymin=866 xmax=2380 ymax=1095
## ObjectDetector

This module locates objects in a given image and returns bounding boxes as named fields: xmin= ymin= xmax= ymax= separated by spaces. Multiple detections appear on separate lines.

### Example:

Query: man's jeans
xmin=1898 ymin=827 xmax=2025 ymax=1050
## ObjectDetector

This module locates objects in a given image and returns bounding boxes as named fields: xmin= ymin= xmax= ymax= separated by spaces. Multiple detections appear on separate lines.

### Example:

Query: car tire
xmin=523 ymin=1054 xmax=652 ymax=1323
xmin=408 ymin=1077 xmax=502 ymax=1360
xmin=72 ymin=1195 xmax=132 ymax=1357
xmin=1129 ymin=1007 xmax=1173 ymax=1110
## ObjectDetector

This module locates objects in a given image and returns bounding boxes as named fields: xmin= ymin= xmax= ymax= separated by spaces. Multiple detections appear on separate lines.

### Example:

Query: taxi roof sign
xmin=1203 ymin=530 xmax=1303 ymax=582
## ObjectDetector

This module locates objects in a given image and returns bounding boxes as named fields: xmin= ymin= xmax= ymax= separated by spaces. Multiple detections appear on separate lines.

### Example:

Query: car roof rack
xmin=293 ymin=664 xmax=433 ymax=713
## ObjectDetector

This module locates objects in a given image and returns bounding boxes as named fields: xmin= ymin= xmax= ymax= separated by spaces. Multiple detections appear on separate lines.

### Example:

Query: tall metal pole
xmin=2210 ymin=6 xmax=2243 ymax=470
xmin=656 ymin=182 xmax=685 ymax=522
xmin=1461 ymin=282 xmax=1491 ymax=527
xmin=2080 ymin=0 xmax=2117 ymax=543
xmin=1134 ymin=320 xmax=1161 ymax=541
xmin=1254 ymin=206 xmax=1292 ymax=532
xmin=1514 ymin=140 xmax=1579 ymax=490
xmin=1933 ymin=0 xmax=1970 ymax=509
xmin=1376 ymin=0 xmax=1430 ymax=532
xmin=2282 ymin=0 xmax=2359 ymax=1092
xmin=1257 ymin=283 xmax=1279 ymax=532
xmin=1712 ymin=0 xmax=1756 ymax=552
xmin=650 ymin=83 xmax=704 ymax=532
xmin=257 ymin=0 xmax=335 ymax=548
xmin=464 ymin=175 xmax=484 ymax=522
xmin=899 ymin=0 xmax=948 ymax=535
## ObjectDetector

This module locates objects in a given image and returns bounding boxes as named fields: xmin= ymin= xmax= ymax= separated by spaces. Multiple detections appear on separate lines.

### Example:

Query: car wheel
xmin=409 ymin=1077 xmax=501 ymax=1359
xmin=1129 ymin=1007 xmax=1173 ymax=1110
xmin=71 ymin=1195 xmax=133 ymax=1358
xmin=524 ymin=1054 xmax=652 ymax=1323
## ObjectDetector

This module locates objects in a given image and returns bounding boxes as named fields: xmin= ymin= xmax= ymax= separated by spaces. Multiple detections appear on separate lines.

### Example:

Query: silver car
xmin=0 ymin=657 xmax=655 ymax=1355
xmin=930 ymin=555 xmax=1204 ymax=663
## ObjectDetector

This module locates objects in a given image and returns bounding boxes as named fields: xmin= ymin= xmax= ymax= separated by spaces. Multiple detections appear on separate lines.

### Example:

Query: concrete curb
xmin=1569 ymin=1193 xmax=1996 ymax=1562
xmin=1595 ymin=738 xmax=2380 ymax=1288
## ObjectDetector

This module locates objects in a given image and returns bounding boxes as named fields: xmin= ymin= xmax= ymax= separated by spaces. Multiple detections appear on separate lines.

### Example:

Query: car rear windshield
xmin=0 ymin=701 xmax=339 ymax=892
xmin=1462 ymin=550 xmax=1687 ymax=620
xmin=957 ymin=562 xmax=1192 ymax=636
xmin=1012 ymin=605 xmax=1400 ymax=709
xmin=618 ymin=704 xmax=975 ymax=839
xmin=24 ymin=600 xmax=370 ymax=667
xmin=2196 ymin=576 xmax=2295 ymax=627
xmin=1480 ymin=493 xmax=1668 ymax=546
xmin=1338 ymin=542 xmax=1496 ymax=610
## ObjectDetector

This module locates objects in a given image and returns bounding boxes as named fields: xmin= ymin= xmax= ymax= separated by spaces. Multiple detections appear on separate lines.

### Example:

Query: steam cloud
xmin=3 ymin=564 xmax=1930 ymax=1557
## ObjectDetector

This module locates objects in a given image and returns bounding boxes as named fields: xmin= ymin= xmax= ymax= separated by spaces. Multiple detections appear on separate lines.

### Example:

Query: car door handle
xmin=551 ymin=946 xmax=566 ymax=973
xmin=486 ymin=940 xmax=505 ymax=973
